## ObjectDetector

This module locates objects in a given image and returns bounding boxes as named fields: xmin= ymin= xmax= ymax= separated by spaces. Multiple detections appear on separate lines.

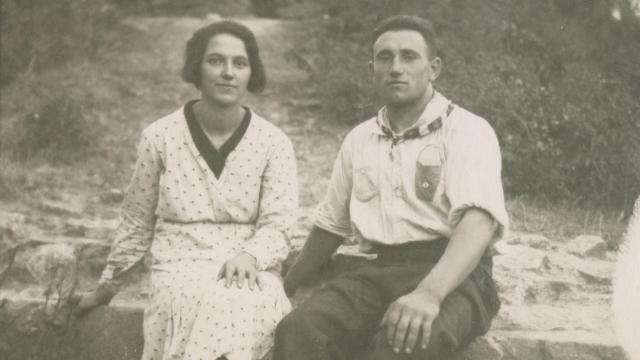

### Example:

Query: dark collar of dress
xmin=184 ymin=100 xmax=251 ymax=179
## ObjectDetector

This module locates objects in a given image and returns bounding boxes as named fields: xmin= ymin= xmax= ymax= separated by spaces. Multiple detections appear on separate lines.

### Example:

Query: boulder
xmin=565 ymin=235 xmax=608 ymax=259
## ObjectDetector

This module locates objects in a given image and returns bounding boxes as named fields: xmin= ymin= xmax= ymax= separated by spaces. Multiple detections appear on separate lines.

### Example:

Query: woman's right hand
xmin=74 ymin=284 xmax=116 ymax=316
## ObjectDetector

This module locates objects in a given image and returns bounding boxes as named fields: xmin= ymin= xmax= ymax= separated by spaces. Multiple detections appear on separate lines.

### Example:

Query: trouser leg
xmin=272 ymin=267 xmax=385 ymax=360
xmin=363 ymin=259 xmax=500 ymax=360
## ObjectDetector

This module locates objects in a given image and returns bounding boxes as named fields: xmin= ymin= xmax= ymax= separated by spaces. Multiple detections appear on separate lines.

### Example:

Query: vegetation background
xmin=1 ymin=0 xmax=639 ymax=245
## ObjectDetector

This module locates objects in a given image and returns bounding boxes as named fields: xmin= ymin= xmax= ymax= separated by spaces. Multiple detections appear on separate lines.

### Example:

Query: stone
xmin=507 ymin=233 xmax=552 ymax=250
xmin=575 ymin=259 xmax=613 ymax=286
xmin=24 ymin=244 xmax=77 ymax=295
xmin=64 ymin=218 xmax=117 ymax=239
xmin=41 ymin=199 xmax=83 ymax=216
xmin=101 ymin=188 xmax=124 ymax=204
xmin=0 ymin=212 xmax=27 ymax=240
xmin=454 ymin=336 xmax=504 ymax=360
xmin=565 ymin=235 xmax=608 ymax=259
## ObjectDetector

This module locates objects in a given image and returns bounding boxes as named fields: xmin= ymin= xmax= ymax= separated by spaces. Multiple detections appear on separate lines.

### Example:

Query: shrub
xmin=0 ymin=0 xmax=115 ymax=84
xmin=290 ymin=0 xmax=640 ymax=209
xmin=1 ymin=87 xmax=97 ymax=164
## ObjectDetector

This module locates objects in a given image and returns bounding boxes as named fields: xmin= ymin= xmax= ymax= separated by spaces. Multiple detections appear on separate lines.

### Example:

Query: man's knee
xmin=275 ymin=309 xmax=306 ymax=338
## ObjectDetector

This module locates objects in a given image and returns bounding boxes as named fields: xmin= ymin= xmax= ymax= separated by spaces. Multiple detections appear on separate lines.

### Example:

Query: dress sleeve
xmin=445 ymin=117 xmax=509 ymax=241
xmin=241 ymin=133 xmax=298 ymax=271
xmin=99 ymin=128 xmax=163 ymax=288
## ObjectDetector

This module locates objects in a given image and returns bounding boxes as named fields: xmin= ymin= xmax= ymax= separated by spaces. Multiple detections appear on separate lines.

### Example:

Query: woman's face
xmin=199 ymin=33 xmax=252 ymax=107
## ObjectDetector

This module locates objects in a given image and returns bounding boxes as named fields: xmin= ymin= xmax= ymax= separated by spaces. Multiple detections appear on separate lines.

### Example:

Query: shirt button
xmin=422 ymin=182 xmax=430 ymax=189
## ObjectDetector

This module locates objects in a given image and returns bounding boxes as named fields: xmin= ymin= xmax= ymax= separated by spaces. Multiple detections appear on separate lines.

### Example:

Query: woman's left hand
xmin=218 ymin=252 xmax=263 ymax=290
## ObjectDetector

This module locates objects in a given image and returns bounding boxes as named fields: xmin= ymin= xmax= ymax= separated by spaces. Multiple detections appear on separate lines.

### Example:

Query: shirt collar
xmin=374 ymin=91 xmax=452 ymax=139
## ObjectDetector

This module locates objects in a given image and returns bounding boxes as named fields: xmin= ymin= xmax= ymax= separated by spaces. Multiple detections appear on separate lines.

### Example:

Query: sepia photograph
xmin=1 ymin=0 xmax=639 ymax=359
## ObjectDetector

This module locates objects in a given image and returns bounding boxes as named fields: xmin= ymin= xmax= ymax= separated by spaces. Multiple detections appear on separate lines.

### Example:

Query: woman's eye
xmin=234 ymin=59 xmax=249 ymax=68
xmin=206 ymin=58 xmax=223 ymax=65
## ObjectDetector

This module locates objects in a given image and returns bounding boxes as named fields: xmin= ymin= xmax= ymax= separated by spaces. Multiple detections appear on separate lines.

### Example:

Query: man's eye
xmin=376 ymin=55 xmax=392 ymax=63
xmin=403 ymin=53 xmax=419 ymax=61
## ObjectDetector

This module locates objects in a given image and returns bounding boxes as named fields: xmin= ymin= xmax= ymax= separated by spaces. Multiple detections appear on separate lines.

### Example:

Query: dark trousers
xmin=272 ymin=240 xmax=500 ymax=360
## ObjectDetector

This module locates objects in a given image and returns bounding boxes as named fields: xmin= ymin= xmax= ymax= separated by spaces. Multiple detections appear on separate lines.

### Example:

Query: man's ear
xmin=429 ymin=57 xmax=442 ymax=81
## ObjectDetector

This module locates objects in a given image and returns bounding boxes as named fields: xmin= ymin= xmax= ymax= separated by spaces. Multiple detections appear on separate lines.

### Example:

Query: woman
xmin=77 ymin=20 xmax=297 ymax=360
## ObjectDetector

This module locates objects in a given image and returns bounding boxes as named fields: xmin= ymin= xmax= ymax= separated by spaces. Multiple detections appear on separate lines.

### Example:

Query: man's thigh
xmin=286 ymin=266 xmax=388 ymax=351
xmin=364 ymin=288 xmax=477 ymax=360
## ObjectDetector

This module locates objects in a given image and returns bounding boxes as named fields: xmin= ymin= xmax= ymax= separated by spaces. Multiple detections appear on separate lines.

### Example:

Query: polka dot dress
xmin=99 ymin=104 xmax=298 ymax=360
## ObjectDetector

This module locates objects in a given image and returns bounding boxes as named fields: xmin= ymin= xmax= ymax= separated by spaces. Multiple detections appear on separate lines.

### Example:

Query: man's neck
xmin=386 ymin=88 xmax=435 ymax=133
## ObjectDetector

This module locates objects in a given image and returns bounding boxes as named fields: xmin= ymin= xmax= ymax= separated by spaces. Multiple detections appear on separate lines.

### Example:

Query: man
xmin=273 ymin=15 xmax=508 ymax=359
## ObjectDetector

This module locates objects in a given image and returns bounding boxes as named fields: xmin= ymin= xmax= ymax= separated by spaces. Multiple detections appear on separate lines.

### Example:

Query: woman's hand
xmin=218 ymin=252 xmax=263 ymax=291
xmin=74 ymin=284 xmax=116 ymax=317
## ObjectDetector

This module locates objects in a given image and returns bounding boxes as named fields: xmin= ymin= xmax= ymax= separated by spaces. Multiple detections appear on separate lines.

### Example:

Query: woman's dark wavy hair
xmin=371 ymin=15 xmax=440 ymax=59
xmin=182 ymin=21 xmax=266 ymax=93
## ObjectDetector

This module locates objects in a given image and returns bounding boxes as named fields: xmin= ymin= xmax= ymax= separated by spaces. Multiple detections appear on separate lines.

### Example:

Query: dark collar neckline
xmin=184 ymin=100 xmax=251 ymax=179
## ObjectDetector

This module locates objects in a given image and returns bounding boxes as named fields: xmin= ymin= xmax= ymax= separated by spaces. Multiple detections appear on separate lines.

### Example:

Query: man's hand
xmin=380 ymin=288 xmax=441 ymax=354
xmin=218 ymin=252 xmax=263 ymax=291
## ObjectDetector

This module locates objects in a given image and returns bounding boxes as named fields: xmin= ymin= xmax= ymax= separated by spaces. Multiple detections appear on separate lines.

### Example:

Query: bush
xmin=1 ymin=88 xmax=97 ymax=164
xmin=291 ymin=0 xmax=640 ymax=209
xmin=0 ymin=0 xmax=115 ymax=85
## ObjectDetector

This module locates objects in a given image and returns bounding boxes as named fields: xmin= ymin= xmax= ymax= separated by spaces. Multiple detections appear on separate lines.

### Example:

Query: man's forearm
xmin=416 ymin=208 xmax=497 ymax=302
xmin=284 ymin=226 xmax=343 ymax=295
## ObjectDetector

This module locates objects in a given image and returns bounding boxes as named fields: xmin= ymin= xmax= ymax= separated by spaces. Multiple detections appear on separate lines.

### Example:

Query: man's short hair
xmin=371 ymin=15 xmax=440 ymax=59
xmin=182 ymin=20 xmax=266 ymax=93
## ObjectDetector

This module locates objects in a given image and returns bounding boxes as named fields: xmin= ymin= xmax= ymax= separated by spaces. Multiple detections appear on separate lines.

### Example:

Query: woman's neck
xmin=193 ymin=99 xmax=245 ymax=135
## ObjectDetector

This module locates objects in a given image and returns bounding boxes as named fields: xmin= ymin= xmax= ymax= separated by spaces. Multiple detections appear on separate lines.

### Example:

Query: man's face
xmin=372 ymin=30 xmax=440 ymax=106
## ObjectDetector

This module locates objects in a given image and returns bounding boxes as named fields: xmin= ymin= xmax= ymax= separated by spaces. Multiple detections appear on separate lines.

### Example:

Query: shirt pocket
xmin=415 ymin=164 xmax=441 ymax=202
xmin=353 ymin=165 xmax=377 ymax=202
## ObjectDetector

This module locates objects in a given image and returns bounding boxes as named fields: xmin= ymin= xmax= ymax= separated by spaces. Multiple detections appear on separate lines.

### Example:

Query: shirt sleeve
xmin=445 ymin=116 xmax=509 ymax=241
xmin=242 ymin=133 xmax=298 ymax=271
xmin=99 ymin=128 xmax=163 ymax=288
xmin=313 ymin=132 xmax=354 ymax=239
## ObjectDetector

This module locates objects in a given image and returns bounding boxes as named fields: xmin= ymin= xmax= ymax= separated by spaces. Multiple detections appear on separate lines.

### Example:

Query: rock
xmin=517 ymin=234 xmax=552 ymax=250
xmin=64 ymin=218 xmax=117 ymax=239
xmin=40 ymin=199 xmax=83 ymax=216
xmin=454 ymin=336 xmax=504 ymax=360
xmin=101 ymin=188 xmax=124 ymax=204
xmin=575 ymin=259 xmax=613 ymax=286
xmin=24 ymin=244 xmax=78 ymax=298
xmin=565 ymin=235 xmax=608 ymax=259
xmin=0 ymin=212 xmax=27 ymax=240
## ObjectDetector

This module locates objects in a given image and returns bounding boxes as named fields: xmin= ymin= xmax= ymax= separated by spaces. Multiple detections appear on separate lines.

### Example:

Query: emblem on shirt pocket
xmin=353 ymin=165 xmax=377 ymax=202
xmin=415 ymin=145 xmax=441 ymax=202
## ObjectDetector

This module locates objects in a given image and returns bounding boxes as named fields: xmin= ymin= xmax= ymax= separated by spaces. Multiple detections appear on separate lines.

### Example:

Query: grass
xmin=507 ymin=195 xmax=627 ymax=248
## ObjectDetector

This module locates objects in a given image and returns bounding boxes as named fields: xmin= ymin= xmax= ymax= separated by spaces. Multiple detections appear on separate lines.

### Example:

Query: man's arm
xmin=381 ymin=208 xmax=497 ymax=354
xmin=283 ymin=226 xmax=344 ymax=297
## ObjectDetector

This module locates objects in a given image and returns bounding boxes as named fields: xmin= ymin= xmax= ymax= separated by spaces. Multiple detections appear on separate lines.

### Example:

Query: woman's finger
xmin=247 ymin=270 xmax=256 ymax=291
xmin=225 ymin=264 xmax=235 ymax=288
xmin=237 ymin=267 xmax=246 ymax=288
xmin=256 ymin=272 xmax=264 ymax=291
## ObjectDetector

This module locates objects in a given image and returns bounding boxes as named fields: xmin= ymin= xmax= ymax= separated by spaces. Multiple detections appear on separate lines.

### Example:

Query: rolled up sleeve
xmin=314 ymin=135 xmax=354 ymax=239
xmin=445 ymin=117 xmax=509 ymax=241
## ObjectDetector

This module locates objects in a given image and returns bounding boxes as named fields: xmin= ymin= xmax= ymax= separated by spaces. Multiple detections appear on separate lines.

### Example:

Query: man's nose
xmin=389 ymin=57 xmax=402 ymax=76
